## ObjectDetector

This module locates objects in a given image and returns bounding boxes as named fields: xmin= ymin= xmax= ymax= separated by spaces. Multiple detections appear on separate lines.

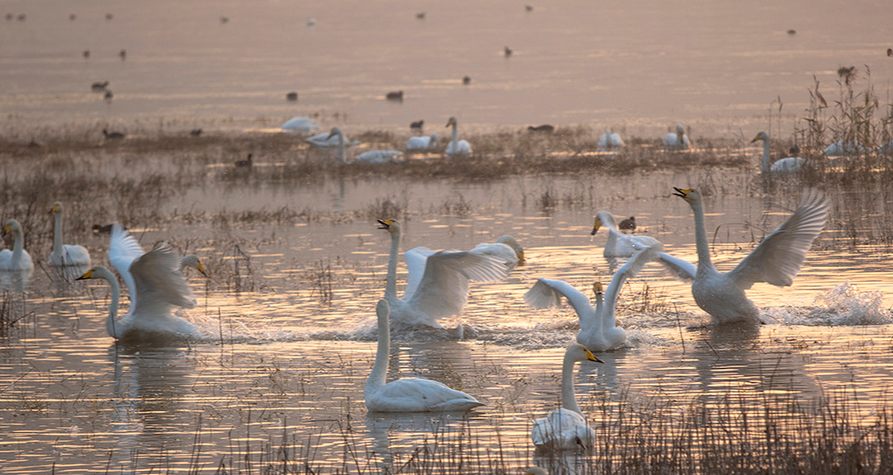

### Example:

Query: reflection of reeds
xmin=305 ymin=260 xmax=334 ymax=305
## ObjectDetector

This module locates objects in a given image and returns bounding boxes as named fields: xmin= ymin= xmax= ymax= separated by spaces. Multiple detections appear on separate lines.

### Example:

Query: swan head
xmin=496 ymin=235 xmax=524 ymax=263
xmin=181 ymin=254 xmax=207 ymax=276
xmin=50 ymin=201 xmax=64 ymax=216
xmin=590 ymin=211 xmax=616 ymax=235
xmin=376 ymin=298 xmax=389 ymax=319
xmin=590 ymin=217 xmax=602 ymax=235
xmin=445 ymin=117 xmax=457 ymax=128
xmin=326 ymin=127 xmax=344 ymax=142
xmin=673 ymin=187 xmax=702 ymax=205
xmin=592 ymin=281 xmax=603 ymax=297
xmin=4 ymin=219 xmax=22 ymax=237
xmin=76 ymin=268 xmax=96 ymax=281
xmin=377 ymin=219 xmax=400 ymax=236
xmin=676 ymin=124 xmax=685 ymax=135
xmin=751 ymin=131 xmax=769 ymax=144
xmin=567 ymin=342 xmax=605 ymax=364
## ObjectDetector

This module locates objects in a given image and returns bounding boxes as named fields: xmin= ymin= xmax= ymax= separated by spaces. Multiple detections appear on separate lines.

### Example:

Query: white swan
xmin=306 ymin=131 xmax=358 ymax=147
xmin=469 ymin=235 xmax=525 ymax=268
xmin=281 ymin=116 xmax=319 ymax=134
xmin=0 ymin=219 xmax=34 ymax=272
xmin=109 ymin=225 xmax=205 ymax=306
xmin=405 ymin=134 xmax=439 ymax=151
xmin=525 ymin=245 xmax=660 ymax=351
xmin=597 ymin=130 xmax=623 ymax=151
xmin=445 ymin=117 xmax=472 ymax=156
xmin=751 ymin=131 xmax=806 ymax=174
xmin=326 ymin=128 xmax=404 ymax=164
xmin=673 ymin=187 xmax=830 ymax=324
xmin=364 ymin=299 xmax=485 ymax=412
xmin=823 ymin=140 xmax=867 ymax=157
xmin=591 ymin=211 xmax=661 ymax=258
xmin=77 ymin=246 xmax=201 ymax=341
xmin=531 ymin=343 xmax=604 ymax=450
xmin=378 ymin=219 xmax=508 ymax=327
xmin=49 ymin=202 xmax=91 ymax=267
xmin=663 ymin=124 xmax=691 ymax=150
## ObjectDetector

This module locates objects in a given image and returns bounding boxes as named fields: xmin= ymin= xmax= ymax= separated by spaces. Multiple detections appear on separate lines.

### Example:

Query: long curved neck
xmin=12 ymin=228 xmax=24 ymax=263
xmin=365 ymin=307 xmax=389 ymax=397
xmin=761 ymin=139 xmax=771 ymax=173
xmin=561 ymin=353 xmax=583 ymax=415
xmin=599 ymin=293 xmax=616 ymax=330
xmin=451 ymin=123 xmax=458 ymax=143
xmin=52 ymin=213 xmax=63 ymax=257
xmin=96 ymin=267 xmax=122 ymax=338
xmin=336 ymin=133 xmax=346 ymax=164
xmin=588 ymin=293 xmax=603 ymax=329
xmin=385 ymin=230 xmax=399 ymax=299
xmin=690 ymin=199 xmax=714 ymax=273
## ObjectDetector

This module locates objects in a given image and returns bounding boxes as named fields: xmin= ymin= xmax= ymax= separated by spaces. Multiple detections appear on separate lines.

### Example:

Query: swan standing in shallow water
xmin=672 ymin=188 xmax=830 ymax=324
xmin=598 ymin=130 xmax=623 ymax=151
xmin=77 ymin=246 xmax=201 ymax=341
xmin=531 ymin=343 xmax=604 ymax=450
xmin=0 ymin=219 xmax=33 ymax=272
xmin=663 ymin=124 xmax=691 ymax=150
xmin=365 ymin=299 xmax=485 ymax=412
xmin=405 ymin=134 xmax=439 ymax=151
xmin=378 ymin=220 xmax=508 ymax=328
xmin=751 ymin=131 xmax=805 ymax=174
xmin=445 ymin=117 xmax=472 ymax=156
xmin=591 ymin=211 xmax=661 ymax=258
xmin=526 ymin=245 xmax=661 ymax=351
xmin=469 ymin=235 xmax=525 ymax=268
xmin=326 ymin=127 xmax=404 ymax=164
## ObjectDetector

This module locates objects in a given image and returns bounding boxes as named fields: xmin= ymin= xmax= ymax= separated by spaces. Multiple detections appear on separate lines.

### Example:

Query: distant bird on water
xmin=104 ymin=90 xmax=114 ymax=102
xmin=416 ymin=12 xmax=426 ymax=19
xmin=234 ymin=153 xmax=253 ymax=168
xmin=119 ymin=49 xmax=126 ymax=61
xmin=462 ymin=76 xmax=471 ymax=85
xmin=286 ymin=92 xmax=298 ymax=101
xmin=410 ymin=120 xmax=424 ymax=130
xmin=504 ymin=46 xmax=513 ymax=57
xmin=888 ymin=48 xmax=893 ymax=57
xmin=663 ymin=124 xmax=691 ymax=150
xmin=91 ymin=81 xmax=109 ymax=91
xmin=103 ymin=129 xmax=125 ymax=140
xmin=528 ymin=124 xmax=554 ymax=133
xmin=386 ymin=90 xmax=404 ymax=101
xmin=598 ymin=130 xmax=624 ymax=150
xmin=83 ymin=50 xmax=90 ymax=59
xmin=190 ymin=129 xmax=203 ymax=137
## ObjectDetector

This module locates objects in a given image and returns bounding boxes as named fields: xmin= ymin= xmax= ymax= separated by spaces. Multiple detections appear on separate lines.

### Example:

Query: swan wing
xmin=532 ymin=408 xmax=594 ymax=448
xmin=109 ymin=224 xmax=144 ymax=301
xmin=525 ymin=278 xmax=596 ymax=330
xmin=405 ymin=250 xmax=507 ymax=319
xmin=469 ymin=242 xmax=515 ymax=266
xmin=655 ymin=252 xmax=697 ymax=282
xmin=61 ymin=244 xmax=91 ymax=266
xmin=130 ymin=246 xmax=197 ymax=318
xmin=727 ymin=189 xmax=829 ymax=289
xmin=604 ymin=246 xmax=661 ymax=310
xmin=403 ymin=246 xmax=435 ymax=299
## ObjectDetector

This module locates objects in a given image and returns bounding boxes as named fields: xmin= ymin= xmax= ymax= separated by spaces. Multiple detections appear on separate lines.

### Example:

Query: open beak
xmin=377 ymin=219 xmax=391 ymax=229
xmin=673 ymin=187 xmax=690 ymax=198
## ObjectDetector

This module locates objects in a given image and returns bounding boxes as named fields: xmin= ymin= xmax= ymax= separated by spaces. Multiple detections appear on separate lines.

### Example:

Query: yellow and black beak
xmin=377 ymin=219 xmax=393 ymax=229
xmin=590 ymin=218 xmax=602 ymax=236
xmin=584 ymin=348 xmax=605 ymax=364
xmin=672 ymin=187 xmax=692 ymax=198
xmin=197 ymin=261 xmax=208 ymax=277
xmin=593 ymin=282 xmax=603 ymax=296
xmin=445 ymin=118 xmax=455 ymax=128
xmin=750 ymin=134 xmax=761 ymax=143
xmin=76 ymin=269 xmax=93 ymax=281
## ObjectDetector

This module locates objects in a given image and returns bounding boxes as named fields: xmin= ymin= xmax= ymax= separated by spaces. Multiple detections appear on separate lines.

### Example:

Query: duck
xmin=469 ymin=235 xmax=525 ymax=268
xmin=663 ymin=124 xmax=691 ymax=150
xmin=234 ymin=153 xmax=253 ymax=168
xmin=525 ymin=245 xmax=661 ymax=351
xmin=598 ymin=130 xmax=624 ymax=151
xmin=0 ymin=219 xmax=33 ymax=272
xmin=377 ymin=219 xmax=508 ymax=328
xmin=364 ymin=299 xmax=485 ymax=412
xmin=528 ymin=124 xmax=555 ymax=133
xmin=49 ymin=202 xmax=91 ymax=267
xmin=405 ymin=134 xmax=439 ymax=151
xmin=103 ymin=128 xmax=125 ymax=140
xmin=751 ymin=131 xmax=806 ymax=174
xmin=445 ymin=117 xmax=472 ymax=156
xmin=618 ymin=217 xmax=636 ymax=232
xmin=672 ymin=187 xmax=829 ymax=324
xmin=531 ymin=343 xmax=604 ymax=450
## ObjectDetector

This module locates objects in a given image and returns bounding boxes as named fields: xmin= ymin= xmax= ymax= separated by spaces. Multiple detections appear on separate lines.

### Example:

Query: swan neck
xmin=761 ymin=138 xmax=771 ymax=173
xmin=337 ymin=132 xmax=346 ymax=164
xmin=366 ymin=307 xmax=389 ymax=398
xmin=690 ymin=199 xmax=714 ymax=272
xmin=97 ymin=268 xmax=121 ymax=338
xmin=561 ymin=352 xmax=583 ymax=415
xmin=451 ymin=123 xmax=458 ymax=143
xmin=12 ymin=228 xmax=24 ymax=263
xmin=385 ymin=229 xmax=399 ymax=299
xmin=52 ymin=213 xmax=63 ymax=257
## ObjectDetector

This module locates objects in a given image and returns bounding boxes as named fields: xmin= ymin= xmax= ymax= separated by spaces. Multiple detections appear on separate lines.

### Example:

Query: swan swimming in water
xmin=0 ymin=219 xmax=33 ymax=272
xmin=77 ymin=245 xmax=201 ymax=342
xmin=364 ymin=299 xmax=485 ymax=412
xmin=378 ymin=219 xmax=508 ymax=328
xmin=751 ymin=131 xmax=806 ymax=174
xmin=525 ymin=244 xmax=661 ymax=351
xmin=469 ymin=235 xmax=525 ymax=268
xmin=281 ymin=116 xmax=319 ymax=134
xmin=531 ymin=343 xmax=604 ymax=450
xmin=672 ymin=187 xmax=830 ymax=324
xmin=663 ymin=124 xmax=691 ymax=150
xmin=326 ymin=128 xmax=404 ymax=164
xmin=445 ymin=117 xmax=472 ymax=156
